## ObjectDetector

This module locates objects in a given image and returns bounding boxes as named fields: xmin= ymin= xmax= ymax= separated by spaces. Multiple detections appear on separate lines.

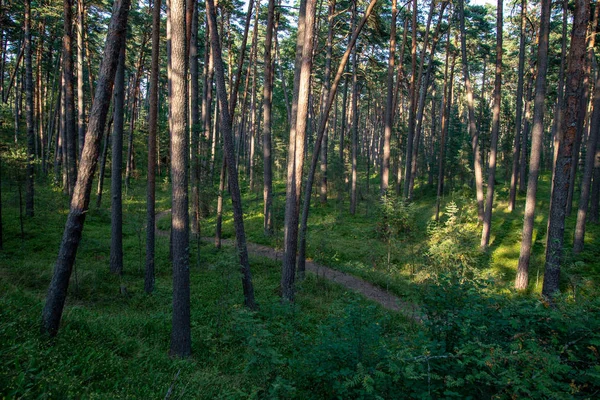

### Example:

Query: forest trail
xmin=155 ymin=210 xmax=421 ymax=320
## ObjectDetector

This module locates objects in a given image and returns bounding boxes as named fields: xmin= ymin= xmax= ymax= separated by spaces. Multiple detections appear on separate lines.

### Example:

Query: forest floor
xmin=155 ymin=209 xmax=422 ymax=319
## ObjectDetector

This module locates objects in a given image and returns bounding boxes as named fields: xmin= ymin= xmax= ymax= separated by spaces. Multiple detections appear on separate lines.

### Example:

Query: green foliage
xmin=376 ymin=193 xmax=416 ymax=241
xmin=425 ymin=201 xmax=484 ymax=277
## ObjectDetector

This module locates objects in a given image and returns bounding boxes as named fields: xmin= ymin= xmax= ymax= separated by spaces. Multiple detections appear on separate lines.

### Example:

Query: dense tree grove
xmin=1 ymin=0 xmax=600 ymax=397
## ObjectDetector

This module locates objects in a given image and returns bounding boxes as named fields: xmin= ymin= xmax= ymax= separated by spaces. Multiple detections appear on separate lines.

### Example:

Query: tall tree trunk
xmin=206 ymin=0 xmax=257 ymax=310
xmin=95 ymin=113 xmax=112 ymax=208
xmin=403 ymin=0 xmax=418 ymax=199
xmin=543 ymin=0 xmax=590 ymax=297
xmin=41 ymin=0 xmax=131 ymax=337
xmin=380 ymin=0 xmax=397 ymax=194
xmin=190 ymin=1 xmax=200 ymax=237
xmin=297 ymin=0 xmax=379 ymax=275
xmin=169 ymin=0 xmax=191 ymax=358
xmin=64 ymin=0 xmax=77 ymax=196
xmin=281 ymin=0 xmax=317 ymax=301
xmin=481 ymin=0 xmax=502 ymax=248
xmin=590 ymin=134 xmax=600 ymax=223
xmin=145 ymin=0 xmax=161 ymax=294
xmin=110 ymin=44 xmax=126 ymax=276
xmin=77 ymin=0 xmax=86 ymax=159
xmin=25 ymin=0 xmax=35 ymax=217
xmin=573 ymin=66 xmax=600 ymax=253
xmin=519 ymin=75 xmax=533 ymax=192
xmin=349 ymin=1 xmax=358 ymax=215
xmin=458 ymin=0 xmax=484 ymax=221
xmin=508 ymin=0 xmax=528 ymax=212
xmin=262 ymin=0 xmax=275 ymax=234
xmin=514 ymin=0 xmax=551 ymax=291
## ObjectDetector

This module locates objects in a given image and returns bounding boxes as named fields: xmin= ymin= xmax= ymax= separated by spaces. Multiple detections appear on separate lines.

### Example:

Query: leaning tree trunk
xmin=206 ymin=0 xmax=257 ymax=310
xmin=543 ymin=0 xmax=590 ymax=297
xmin=481 ymin=0 xmax=502 ymax=248
xmin=514 ymin=0 xmax=551 ymax=291
xmin=41 ymin=0 xmax=131 ymax=337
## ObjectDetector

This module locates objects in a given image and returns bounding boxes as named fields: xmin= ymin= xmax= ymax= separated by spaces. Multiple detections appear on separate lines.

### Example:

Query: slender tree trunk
xmin=77 ymin=0 xmax=85 ymax=159
xmin=514 ymin=0 xmax=551 ymax=291
xmin=297 ymin=0 xmax=379 ymax=275
xmin=590 ymin=134 xmax=600 ymax=223
xmin=349 ymin=1 xmax=358 ymax=215
xmin=508 ymin=0 xmax=528 ymax=212
xmin=574 ymin=67 xmax=600 ymax=253
xmin=145 ymin=0 xmax=161 ymax=294
xmin=519 ymin=76 xmax=533 ymax=192
xmin=41 ymin=0 xmax=130 ymax=337
xmin=543 ymin=0 xmax=590 ymax=297
xmin=25 ymin=0 xmax=35 ymax=217
xmin=458 ymin=0 xmax=484 ymax=221
xmin=64 ymin=0 xmax=77 ymax=196
xmin=190 ymin=1 xmax=200 ymax=237
xmin=262 ymin=0 xmax=275 ymax=234
xmin=381 ymin=0 xmax=397 ymax=194
xmin=215 ymin=157 xmax=225 ymax=248
xmin=281 ymin=0 xmax=317 ymax=301
xmin=403 ymin=0 xmax=418 ymax=199
xmin=110 ymin=45 xmax=126 ymax=276
xmin=169 ymin=0 xmax=191 ymax=358
xmin=206 ymin=0 xmax=257 ymax=310
xmin=95 ymin=113 xmax=112 ymax=208
xmin=481 ymin=0 xmax=502 ymax=248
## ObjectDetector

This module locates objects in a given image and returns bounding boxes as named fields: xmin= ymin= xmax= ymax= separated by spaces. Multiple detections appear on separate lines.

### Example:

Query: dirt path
xmin=155 ymin=210 xmax=421 ymax=319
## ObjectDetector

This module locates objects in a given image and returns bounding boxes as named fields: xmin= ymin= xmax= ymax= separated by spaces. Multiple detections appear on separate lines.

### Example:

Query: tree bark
xmin=25 ymin=0 xmax=35 ymax=217
xmin=514 ymin=0 xmax=551 ymax=291
xmin=262 ymin=0 xmax=275 ymax=234
xmin=508 ymin=0 xmax=528 ymax=212
xmin=380 ymin=0 xmax=397 ymax=194
xmin=543 ymin=0 xmax=590 ymax=297
xmin=110 ymin=44 xmax=126 ymax=276
xmin=206 ymin=0 xmax=257 ymax=310
xmin=41 ymin=0 xmax=131 ymax=337
xmin=458 ymin=0 xmax=484 ymax=221
xmin=77 ymin=0 xmax=86 ymax=159
xmin=481 ymin=0 xmax=502 ymax=248
xmin=145 ymin=0 xmax=161 ymax=294
xmin=169 ymin=0 xmax=191 ymax=358
xmin=281 ymin=0 xmax=317 ymax=301
xmin=349 ymin=1 xmax=358 ymax=215
xmin=64 ymin=0 xmax=77 ymax=196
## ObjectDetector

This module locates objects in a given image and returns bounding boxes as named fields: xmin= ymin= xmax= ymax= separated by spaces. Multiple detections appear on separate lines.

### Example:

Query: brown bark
xmin=64 ymin=0 xmax=77 ymax=196
xmin=262 ymin=0 xmax=275 ymax=234
xmin=514 ymin=0 xmax=551 ymax=291
xmin=206 ymin=0 xmax=257 ymax=310
xmin=77 ymin=0 xmax=85 ymax=159
xmin=380 ymin=0 xmax=397 ymax=194
xmin=41 ymin=0 xmax=131 ymax=337
xmin=169 ymin=0 xmax=191 ymax=358
xmin=543 ymin=0 xmax=590 ymax=297
xmin=458 ymin=0 xmax=484 ymax=221
xmin=508 ymin=0 xmax=528 ymax=212
xmin=145 ymin=0 xmax=161 ymax=294
xmin=481 ymin=0 xmax=502 ymax=248
xmin=25 ymin=0 xmax=34 ymax=217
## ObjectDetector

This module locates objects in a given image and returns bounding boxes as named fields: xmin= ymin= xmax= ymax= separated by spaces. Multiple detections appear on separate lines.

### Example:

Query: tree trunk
xmin=262 ymin=0 xmax=275 ymax=234
xmin=190 ymin=1 xmax=199 ymax=237
xmin=480 ymin=0 xmax=502 ymax=248
xmin=41 ymin=0 xmax=130 ymax=337
xmin=145 ymin=0 xmax=161 ymax=294
xmin=95 ymin=113 xmax=112 ymax=208
xmin=508 ymin=0 xmax=528 ymax=212
xmin=543 ymin=0 xmax=590 ymax=297
xmin=458 ymin=0 xmax=484 ymax=221
xmin=380 ymin=0 xmax=397 ymax=194
xmin=110 ymin=44 xmax=126 ymax=276
xmin=281 ymin=0 xmax=317 ymax=301
xmin=64 ymin=0 xmax=77 ymax=196
xmin=25 ymin=0 xmax=35 ymax=217
xmin=403 ymin=0 xmax=418 ymax=199
xmin=206 ymin=0 xmax=257 ymax=310
xmin=169 ymin=0 xmax=191 ymax=358
xmin=349 ymin=1 xmax=358 ymax=215
xmin=77 ymin=0 xmax=86 ymax=159
xmin=514 ymin=0 xmax=551 ymax=291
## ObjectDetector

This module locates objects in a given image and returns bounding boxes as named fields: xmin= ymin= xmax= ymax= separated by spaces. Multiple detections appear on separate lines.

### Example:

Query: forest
xmin=1 ymin=0 xmax=600 ymax=397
